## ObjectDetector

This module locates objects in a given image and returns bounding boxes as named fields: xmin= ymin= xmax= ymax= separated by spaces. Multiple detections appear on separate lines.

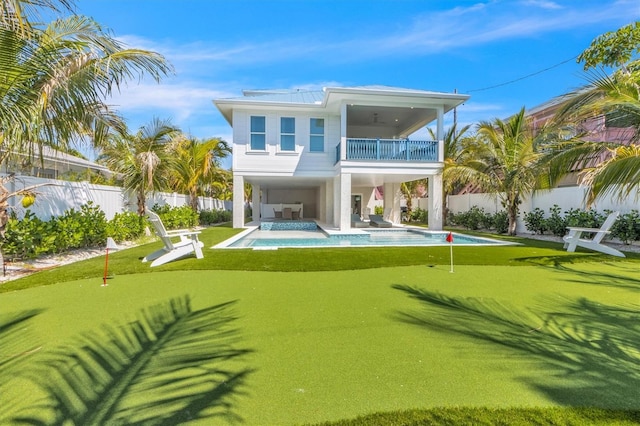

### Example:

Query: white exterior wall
xmin=232 ymin=109 xmax=339 ymax=176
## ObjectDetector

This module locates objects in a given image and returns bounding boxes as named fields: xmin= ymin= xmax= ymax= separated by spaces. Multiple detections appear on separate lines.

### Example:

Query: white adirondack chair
xmin=143 ymin=210 xmax=204 ymax=267
xmin=563 ymin=211 xmax=625 ymax=257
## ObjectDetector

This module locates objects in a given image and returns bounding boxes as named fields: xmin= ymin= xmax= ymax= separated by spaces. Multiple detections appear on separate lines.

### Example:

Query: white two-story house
xmin=214 ymin=85 xmax=469 ymax=231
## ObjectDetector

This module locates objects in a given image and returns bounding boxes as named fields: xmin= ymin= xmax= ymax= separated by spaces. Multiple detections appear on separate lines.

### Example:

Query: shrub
xmin=2 ymin=211 xmax=55 ymax=260
xmin=106 ymin=211 xmax=146 ymax=242
xmin=480 ymin=210 xmax=495 ymax=230
xmin=374 ymin=206 xmax=384 ymax=215
xmin=546 ymin=205 xmax=568 ymax=237
xmin=611 ymin=210 xmax=640 ymax=244
xmin=410 ymin=208 xmax=428 ymax=224
xmin=1 ymin=202 xmax=108 ymax=260
xmin=199 ymin=209 xmax=232 ymax=225
xmin=51 ymin=202 xmax=107 ymax=250
xmin=151 ymin=204 xmax=199 ymax=229
xmin=564 ymin=208 xmax=604 ymax=228
xmin=493 ymin=211 xmax=509 ymax=234
xmin=456 ymin=206 xmax=486 ymax=230
xmin=523 ymin=208 xmax=547 ymax=234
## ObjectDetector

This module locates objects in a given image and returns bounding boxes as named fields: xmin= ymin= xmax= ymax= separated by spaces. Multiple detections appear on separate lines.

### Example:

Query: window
xmin=250 ymin=116 xmax=266 ymax=150
xmin=280 ymin=117 xmax=295 ymax=151
xmin=310 ymin=118 xmax=324 ymax=152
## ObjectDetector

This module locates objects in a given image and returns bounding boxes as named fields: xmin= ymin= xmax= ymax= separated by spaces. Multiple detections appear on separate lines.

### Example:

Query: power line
xmin=466 ymin=55 xmax=579 ymax=93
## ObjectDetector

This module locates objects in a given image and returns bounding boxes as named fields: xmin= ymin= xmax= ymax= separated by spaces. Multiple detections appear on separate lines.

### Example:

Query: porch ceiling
xmin=244 ymin=176 xmax=327 ymax=190
xmin=243 ymin=172 xmax=435 ymax=190
xmin=346 ymin=105 xmax=433 ymax=139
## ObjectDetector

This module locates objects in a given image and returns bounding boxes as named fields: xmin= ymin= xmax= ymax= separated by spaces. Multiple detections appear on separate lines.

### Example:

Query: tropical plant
xmin=454 ymin=108 xmax=549 ymax=235
xmin=547 ymin=22 xmax=640 ymax=206
xmin=399 ymin=179 xmax=426 ymax=219
xmin=167 ymin=135 xmax=230 ymax=211
xmin=99 ymin=118 xmax=179 ymax=214
xmin=0 ymin=0 xmax=172 ymax=232
xmin=429 ymin=123 xmax=473 ymax=224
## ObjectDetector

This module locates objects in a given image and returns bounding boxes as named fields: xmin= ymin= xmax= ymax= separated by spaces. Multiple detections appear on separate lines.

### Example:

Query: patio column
xmin=325 ymin=179 xmax=333 ymax=225
xmin=232 ymin=174 xmax=244 ymax=228
xmin=251 ymin=184 xmax=260 ymax=223
xmin=437 ymin=107 xmax=444 ymax=162
xmin=340 ymin=103 xmax=347 ymax=161
xmin=339 ymin=173 xmax=351 ymax=231
xmin=428 ymin=174 xmax=443 ymax=230
xmin=383 ymin=182 xmax=401 ymax=223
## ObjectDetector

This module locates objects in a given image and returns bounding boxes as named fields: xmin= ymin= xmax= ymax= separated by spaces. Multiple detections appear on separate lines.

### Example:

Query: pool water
xmin=226 ymin=228 xmax=511 ymax=249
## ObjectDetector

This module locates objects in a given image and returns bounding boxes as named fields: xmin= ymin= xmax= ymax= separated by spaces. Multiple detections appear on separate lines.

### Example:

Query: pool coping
xmin=212 ymin=220 xmax=518 ymax=250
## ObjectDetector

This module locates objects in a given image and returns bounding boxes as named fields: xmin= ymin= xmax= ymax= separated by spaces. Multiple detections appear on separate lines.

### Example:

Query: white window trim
xmin=310 ymin=118 xmax=325 ymax=153
xmin=279 ymin=117 xmax=296 ymax=152
xmin=250 ymin=115 xmax=267 ymax=152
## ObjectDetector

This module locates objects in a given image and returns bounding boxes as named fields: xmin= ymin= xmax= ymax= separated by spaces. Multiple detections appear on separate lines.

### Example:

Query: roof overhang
xmin=213 ymin=85 xmax=469 ymax=137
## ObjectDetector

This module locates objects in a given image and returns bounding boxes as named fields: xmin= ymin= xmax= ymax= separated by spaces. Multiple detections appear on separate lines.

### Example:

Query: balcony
xmin=335 ymin=138 xmax=439 ymax=164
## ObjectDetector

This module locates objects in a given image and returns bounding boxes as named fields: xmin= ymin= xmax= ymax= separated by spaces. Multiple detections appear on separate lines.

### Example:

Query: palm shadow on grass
xmin=0 ymin=309 xmax=43 ymax=375
xmin=392 ymin=285 xmax=640 ymax=409
xmin=4 ymin=296 xmax=253 ymax=425
xmin=543 ymin=262 xmax=640 ymax=292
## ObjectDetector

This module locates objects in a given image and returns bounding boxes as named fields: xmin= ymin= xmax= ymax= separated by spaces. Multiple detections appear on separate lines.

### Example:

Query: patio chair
xmin=563 ymin=211 xmax=625 ymax=257
xmin=143 ymin=210 xmax=204 ymax=267
xmin=351 ymin=213 xmax=369 ymax=228
xmin=283 ymin=207 xmax=293 ymax=220
xmin=369 ymin=214 xmax=392 ymax=228
xmin=273 ymin=208 xmax=283 ymax=219
xmin=292 ymin=209 xmax=301 ymax=220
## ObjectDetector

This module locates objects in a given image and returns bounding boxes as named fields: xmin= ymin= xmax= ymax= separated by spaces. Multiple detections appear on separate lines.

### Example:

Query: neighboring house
xmin=455 ymin=92 xmax=636 ymax=195
xmin=214 ymin=85 xmax=469 ymax=230
xmin=527 ymin=93 xmax=635 ymax=187
xmin=1 ymin=144 xmax=111 ymax=179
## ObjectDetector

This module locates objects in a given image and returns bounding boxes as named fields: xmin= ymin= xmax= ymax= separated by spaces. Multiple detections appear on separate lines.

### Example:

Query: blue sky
xmin=74 ymin=0 xmax=638 ymax=164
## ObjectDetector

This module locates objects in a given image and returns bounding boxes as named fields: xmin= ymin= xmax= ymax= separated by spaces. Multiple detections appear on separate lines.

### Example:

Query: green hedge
xmin=523 ymin=205 xmax=640 ymax=243
xmin=1 ymin=203 xmax=226 ymax=261
xmin=448 ymin=206 xmax=509 ymax=234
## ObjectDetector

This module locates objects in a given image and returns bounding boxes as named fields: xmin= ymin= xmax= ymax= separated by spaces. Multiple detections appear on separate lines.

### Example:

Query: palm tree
xmin=456 ymin=108 xmax=549 ymax=235
xmin=428 ymin=123 xmax=472 ymax=224
xmin=167 ymin=136 xmax=230 ymax=211
xmin=0 ymin=0 xmax=173 ymax=231
xmin=547 ymin=71 xmax=640 ymax=205
xmin=399 ymin=179 xmax=426 ymax=221
xmin=545 ymin=22 xmax=640 ymax=206
xmin=100 ymin=118 xmax=179 ymax=215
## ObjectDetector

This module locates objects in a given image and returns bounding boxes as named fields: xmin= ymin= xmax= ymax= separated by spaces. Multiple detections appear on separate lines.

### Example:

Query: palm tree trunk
xmin=137 ymin=192 xmax=146 ymax=215
xmin=190 ymin=190 xmax=199 ymax=212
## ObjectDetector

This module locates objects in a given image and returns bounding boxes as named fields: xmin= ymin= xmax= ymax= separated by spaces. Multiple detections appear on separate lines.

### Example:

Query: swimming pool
xmin=220 ymin=227 xmax=512 ymax=249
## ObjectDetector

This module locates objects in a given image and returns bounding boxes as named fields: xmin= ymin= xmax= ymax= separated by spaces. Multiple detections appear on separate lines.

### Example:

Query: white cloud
xmin=107 ymin=82 xmax=235 ymax=118
xmin=520 ymin=0 xmax=563 ymax=10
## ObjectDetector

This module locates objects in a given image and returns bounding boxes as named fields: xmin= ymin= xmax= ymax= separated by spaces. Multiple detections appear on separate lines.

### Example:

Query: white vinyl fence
xmin=448 ymin=186 xmax=639 ymax=233
xmin=6 ymin=174 xmax=230 ymax=221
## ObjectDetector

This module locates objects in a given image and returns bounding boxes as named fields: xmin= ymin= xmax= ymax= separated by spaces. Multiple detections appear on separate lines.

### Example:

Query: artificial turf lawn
xmin=2 ymin=225 xmax=638 ymax=293
xmin=1 ymin=256 xmax=639 ymax=424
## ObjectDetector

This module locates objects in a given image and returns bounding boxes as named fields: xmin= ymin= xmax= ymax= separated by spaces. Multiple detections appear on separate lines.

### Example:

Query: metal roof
xmin=214 ymin=85 xmax=470 ymax=128
xmin=239 ymin=89 xmax=325 ymax=104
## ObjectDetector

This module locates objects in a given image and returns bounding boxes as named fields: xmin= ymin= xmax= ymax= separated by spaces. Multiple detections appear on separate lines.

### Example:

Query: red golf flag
xmin=446 ymin=232 xmax=453 ymax=243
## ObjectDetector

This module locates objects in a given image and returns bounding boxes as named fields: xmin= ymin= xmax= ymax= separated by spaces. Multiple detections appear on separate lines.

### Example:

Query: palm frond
xmin=582 ymin=144 xmax=640 ymax=204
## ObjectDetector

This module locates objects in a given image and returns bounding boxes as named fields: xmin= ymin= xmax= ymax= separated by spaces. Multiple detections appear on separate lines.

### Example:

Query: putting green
xmin=1 ymin=262 xmax=638 ymax=425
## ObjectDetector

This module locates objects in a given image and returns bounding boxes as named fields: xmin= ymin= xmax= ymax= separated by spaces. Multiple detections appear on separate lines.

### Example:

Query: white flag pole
xmin=449 ymin=242 xmax=454 ymax=273
xmin=446 ymin=232 xmax=454 ymax=273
